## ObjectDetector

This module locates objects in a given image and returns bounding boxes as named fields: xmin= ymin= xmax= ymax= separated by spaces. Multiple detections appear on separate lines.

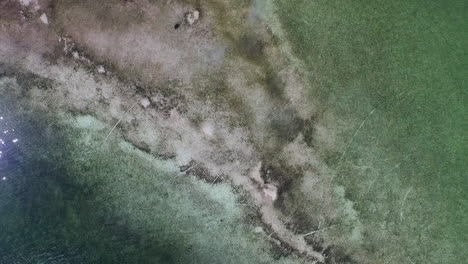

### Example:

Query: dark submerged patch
xmin=323 ymin=245 xmax=356 ymax=264
xmin=240 ymin=34 xmax=266 ymax=60
xmin=264 ymin=69 xmax=286 ymax=99
xmin=268 ymin=107 xmax=305 ymax=143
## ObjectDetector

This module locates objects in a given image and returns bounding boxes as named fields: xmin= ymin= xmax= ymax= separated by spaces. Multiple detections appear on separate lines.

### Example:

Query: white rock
xmin=185 ymin=10 xmax=200 ymax=25
xmin=72 ymin=51 xmax=80 ymax=59
xmin=263 ymin=184 xmax=278 ymax=201
xmin=96 ymin=65 xmax=106 ymax=74
xmin=193 ymin=10 xmax=200 ymax=20
xmin=39 ymin=13 xmax=48 ymax=25
xmin=19 ymin=0 xmax=35 ymax=6
xmin=19 ymin=0 xmax=31 ymax=5
xmin=19 ymin=0 xmax=40 ymax=10
xmin=140 ymin=97 xmax=151 ymax=108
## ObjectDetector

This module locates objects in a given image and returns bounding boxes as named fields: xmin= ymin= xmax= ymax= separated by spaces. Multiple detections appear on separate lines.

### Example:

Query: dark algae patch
xmin=275 ymin=0 xmax=467 ymax=263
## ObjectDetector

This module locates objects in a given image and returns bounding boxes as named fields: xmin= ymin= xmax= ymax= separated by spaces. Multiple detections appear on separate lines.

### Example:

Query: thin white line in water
xmin=104 ymin=101 xmax=139 ymax=143
xmin=302 ymin=224 xmax=339 ymax=237
xmin=400 ymin=186 xmax=413 ymax=221
xmin=339 ymin=108 xmax=376 ymax=164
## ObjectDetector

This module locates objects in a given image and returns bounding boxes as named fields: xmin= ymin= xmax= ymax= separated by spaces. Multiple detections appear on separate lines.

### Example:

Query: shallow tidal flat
xmin=0 ymin=0 xmax=466 ymax=263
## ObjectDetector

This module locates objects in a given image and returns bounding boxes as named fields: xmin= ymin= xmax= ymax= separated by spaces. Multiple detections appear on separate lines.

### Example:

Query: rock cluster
xmin=185 ymin=10 xmax=200 ymax=25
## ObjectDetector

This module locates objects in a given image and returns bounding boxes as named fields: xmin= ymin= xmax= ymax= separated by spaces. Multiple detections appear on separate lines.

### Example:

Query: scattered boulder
xmin=140 ymin=97 xmax=151 ymax=108
xmin=263 ymin=183 xmax=278 ymax=201
xmin=96 ymin=65 xmax=106 ymax=74
xmin=185 ymin=9 xmax=200 ymax=25
xmin=39 ymin=13 xmax=48 ymax=24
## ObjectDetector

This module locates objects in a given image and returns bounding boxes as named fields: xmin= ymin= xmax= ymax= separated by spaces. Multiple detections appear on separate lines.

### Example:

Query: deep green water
xmin=275 ymin=0 xmax=466 ymax=263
